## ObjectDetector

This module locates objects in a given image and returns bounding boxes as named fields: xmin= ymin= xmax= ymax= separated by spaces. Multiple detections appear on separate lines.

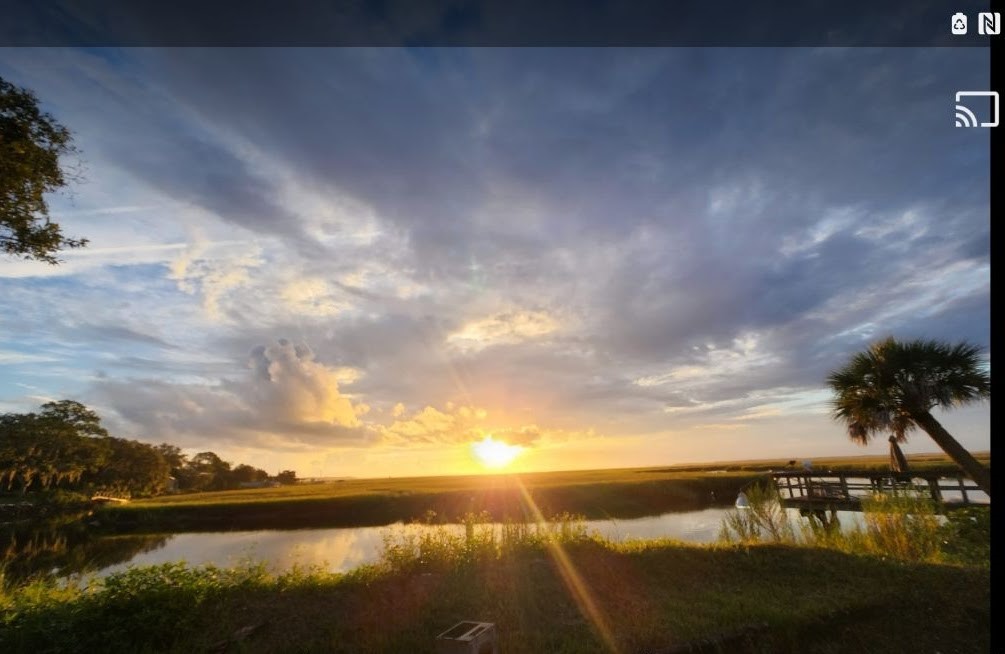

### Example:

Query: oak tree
xmin=1 ymin=76 xmax=86 ymax=263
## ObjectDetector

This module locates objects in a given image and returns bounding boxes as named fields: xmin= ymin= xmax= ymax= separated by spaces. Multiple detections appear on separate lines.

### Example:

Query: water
xmin=8 ymin=498 xmax=979 ymax=582
xmin=37 ymin=508 xmax=730 ymax=581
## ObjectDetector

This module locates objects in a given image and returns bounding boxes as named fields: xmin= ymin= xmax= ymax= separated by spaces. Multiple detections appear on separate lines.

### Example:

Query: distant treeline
xmin=0 ymin=400 xmax=297 ymax=497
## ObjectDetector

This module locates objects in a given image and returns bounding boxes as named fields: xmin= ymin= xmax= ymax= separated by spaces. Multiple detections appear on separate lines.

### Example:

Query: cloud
xmin=0 ymin=350 xmax=60 ymax=365
xmin=168 ymin=241 xmax=265 ymax=321
xmin=1 ymin=48 xmax=991 ymax=470
xmin=73 ymin=323 xmax=178 ymax=350
xmin=634 ymin=333 xmax=779 ymax=388
xmin=279 ymin=278 xmax=349 ymax=318
xmin=0 ymin=242 xmax=190 ymax=279
xmin=447 ymin=310 xmax=560 ymax=352
xmin=98 ymin=339 xmax=372 ymax=450
xmin=382 ymin=403 xmax=488 ymax=444
xmin=96 ymin=339 xmax=582 ymax=455
xmin=377 ymin=402 xmax=587 ymax=449
xmin=489 ymin=425 xmax=542 ymax=447
xmin=247 ymin=340 xmax=365 ymax=427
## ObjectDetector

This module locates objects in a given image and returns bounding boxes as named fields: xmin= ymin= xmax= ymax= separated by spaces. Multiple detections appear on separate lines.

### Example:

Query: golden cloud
xmin=447 ymin=310 xmax=559 ymax=352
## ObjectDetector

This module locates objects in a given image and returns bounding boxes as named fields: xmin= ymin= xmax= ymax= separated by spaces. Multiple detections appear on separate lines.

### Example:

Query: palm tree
xmin=828 ymin=337 xmax=990 ymax=497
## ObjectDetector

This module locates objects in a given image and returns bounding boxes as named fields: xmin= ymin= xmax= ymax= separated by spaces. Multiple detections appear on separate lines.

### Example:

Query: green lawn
xmin=1 ymin=539 xmax=990 ymax=653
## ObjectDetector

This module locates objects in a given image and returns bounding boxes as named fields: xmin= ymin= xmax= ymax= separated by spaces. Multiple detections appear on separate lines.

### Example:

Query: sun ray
xmin=515 ymin=478 xmax=621 ymax=653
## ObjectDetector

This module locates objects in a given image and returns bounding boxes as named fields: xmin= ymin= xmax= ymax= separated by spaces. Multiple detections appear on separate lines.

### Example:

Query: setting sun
xmin=471 ymin=435 xmax=523 ymax=469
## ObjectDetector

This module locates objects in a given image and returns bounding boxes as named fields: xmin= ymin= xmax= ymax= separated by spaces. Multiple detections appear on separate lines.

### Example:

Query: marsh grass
xmin=380 ymin=510 xmax=592 ymax=573
xmin=0 ymin=494 xmax=991 ymax=652
xmin=0 ymin=512 xmax=602 ymax=652
xmin=718 ymin=483 xmax=989 ymax=566
xmin=89 ymin=452 xmax=988 ymax=533
xmin=95 ymin=470 xmax=757 ymax=534
xmin=0 ymin=523 xmax=989 ymax=653
xmin=843 ymin=490 xmax=944 ymax=561
xmin=938 ymin=505 xmax=991 ymax=567
xmin=718 ymin=483 xmax=796 ymax=544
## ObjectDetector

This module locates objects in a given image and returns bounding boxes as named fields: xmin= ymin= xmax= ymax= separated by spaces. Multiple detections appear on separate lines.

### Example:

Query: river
xmin=1 ymin=507 xmax=736 ymax=582
xmin=8 ymin=499 xmax=967 ymax=583
xmin=89 ymin=507 xmax=735 ymax=579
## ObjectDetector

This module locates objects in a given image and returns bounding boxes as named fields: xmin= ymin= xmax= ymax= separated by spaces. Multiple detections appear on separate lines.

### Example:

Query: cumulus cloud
xmin=247 ymin=340 xmax=365 ymax=427
xmin=97 ymin=339 xmax=582 ymax=455
xmin=98 ymin=339 xmax=373 ymax=450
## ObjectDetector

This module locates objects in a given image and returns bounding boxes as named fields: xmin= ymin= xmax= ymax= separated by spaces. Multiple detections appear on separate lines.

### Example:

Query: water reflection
xmin=79 ymin=508 xmax=736 ymax=580
xmin=2 ymin=502 xmax=960 ymax=583
xmin=1 ymin=516 xmax=168 ymax=584
xmin=1 ymin=508 xmax=734 ymax=582
xmin=96 ymin=528 xmax=388 ymax=578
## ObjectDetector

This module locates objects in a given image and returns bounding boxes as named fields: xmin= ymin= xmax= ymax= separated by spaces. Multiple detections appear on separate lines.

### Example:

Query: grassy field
xmin=0 ymin=535 xmax=990 ymax=653
xmin=98 ymin=468 xmax=759 ymax=531
xmin=131 ymin=450 xmax=994 ymax=508
xmin=2 ymin=455 xmax=990 ymax=652
xmin=129 ymin=467 xmax=760 ymax=507
xmin=95 ymin=451 xmax=989 ymax=532
xmin=655 ymin=450 xmax=990 ymax=474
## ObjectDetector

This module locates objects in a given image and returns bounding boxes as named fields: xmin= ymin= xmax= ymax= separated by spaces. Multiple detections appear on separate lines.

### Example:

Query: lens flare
xmin=515 ymin=479 xmax=620 ymax=653
xmin=471 ymin=435 xmax=522 ymax=469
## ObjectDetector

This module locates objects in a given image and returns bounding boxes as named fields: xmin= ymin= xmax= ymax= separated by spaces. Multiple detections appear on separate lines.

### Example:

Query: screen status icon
xmin=955 ymin=92 xmax=999 ymax=128
xmin=952 ymin=12 xmax=968 ymax=34
xmin=978 ymin=12 xmax=1000 ymax=35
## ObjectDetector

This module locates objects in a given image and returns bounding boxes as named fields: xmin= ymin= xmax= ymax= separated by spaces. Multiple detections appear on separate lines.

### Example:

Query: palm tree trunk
xmin=913 ymin=410 xmax=991 ymax=497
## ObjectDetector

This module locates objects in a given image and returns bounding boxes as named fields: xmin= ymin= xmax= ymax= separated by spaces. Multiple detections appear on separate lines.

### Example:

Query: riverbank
xmin=94 ymin=470 xmax=760 ymax=532
xmin=91 ymin=452 xmax=987 ymax=532
xmin=0 ymin=537 xmax=989 ymax=653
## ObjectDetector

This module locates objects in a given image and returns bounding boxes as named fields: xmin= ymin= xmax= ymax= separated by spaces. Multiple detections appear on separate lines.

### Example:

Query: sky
xmin=0 ymin=48 xmax=991 ymax=478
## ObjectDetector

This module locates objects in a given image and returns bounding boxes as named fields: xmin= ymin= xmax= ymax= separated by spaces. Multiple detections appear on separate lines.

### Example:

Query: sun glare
xmin=471 ymin=435 xmax=522 ymax=469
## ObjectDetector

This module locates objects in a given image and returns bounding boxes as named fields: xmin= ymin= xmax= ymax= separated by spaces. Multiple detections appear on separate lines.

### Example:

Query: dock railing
xmin=770 ymin=470 xmax=987 ymax=512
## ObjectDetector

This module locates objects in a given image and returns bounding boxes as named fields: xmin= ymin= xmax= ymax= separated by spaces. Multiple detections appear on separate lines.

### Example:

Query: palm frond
xmin=827 ymin=337 xmax=989 ymax=445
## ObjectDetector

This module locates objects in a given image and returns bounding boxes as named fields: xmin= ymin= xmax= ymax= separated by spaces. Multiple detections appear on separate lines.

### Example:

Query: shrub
xmin=718 ymin=482 xmax=795 ymax=544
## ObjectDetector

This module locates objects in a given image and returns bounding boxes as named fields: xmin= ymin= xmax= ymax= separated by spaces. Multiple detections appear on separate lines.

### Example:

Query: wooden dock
xmin=771 ymin=470 xmax=987 ymax=513
xmin=91 ymin=494 xmax=131 ymax=504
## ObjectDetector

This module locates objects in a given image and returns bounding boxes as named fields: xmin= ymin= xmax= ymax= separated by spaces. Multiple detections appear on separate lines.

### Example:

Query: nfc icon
xmin=955 ymin=91 xmax=999 ymax=128
xmin=952 ymin=12 xmax=968 ymax=34
xmin=978 ymin=12 xmax=1000 ymax=35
